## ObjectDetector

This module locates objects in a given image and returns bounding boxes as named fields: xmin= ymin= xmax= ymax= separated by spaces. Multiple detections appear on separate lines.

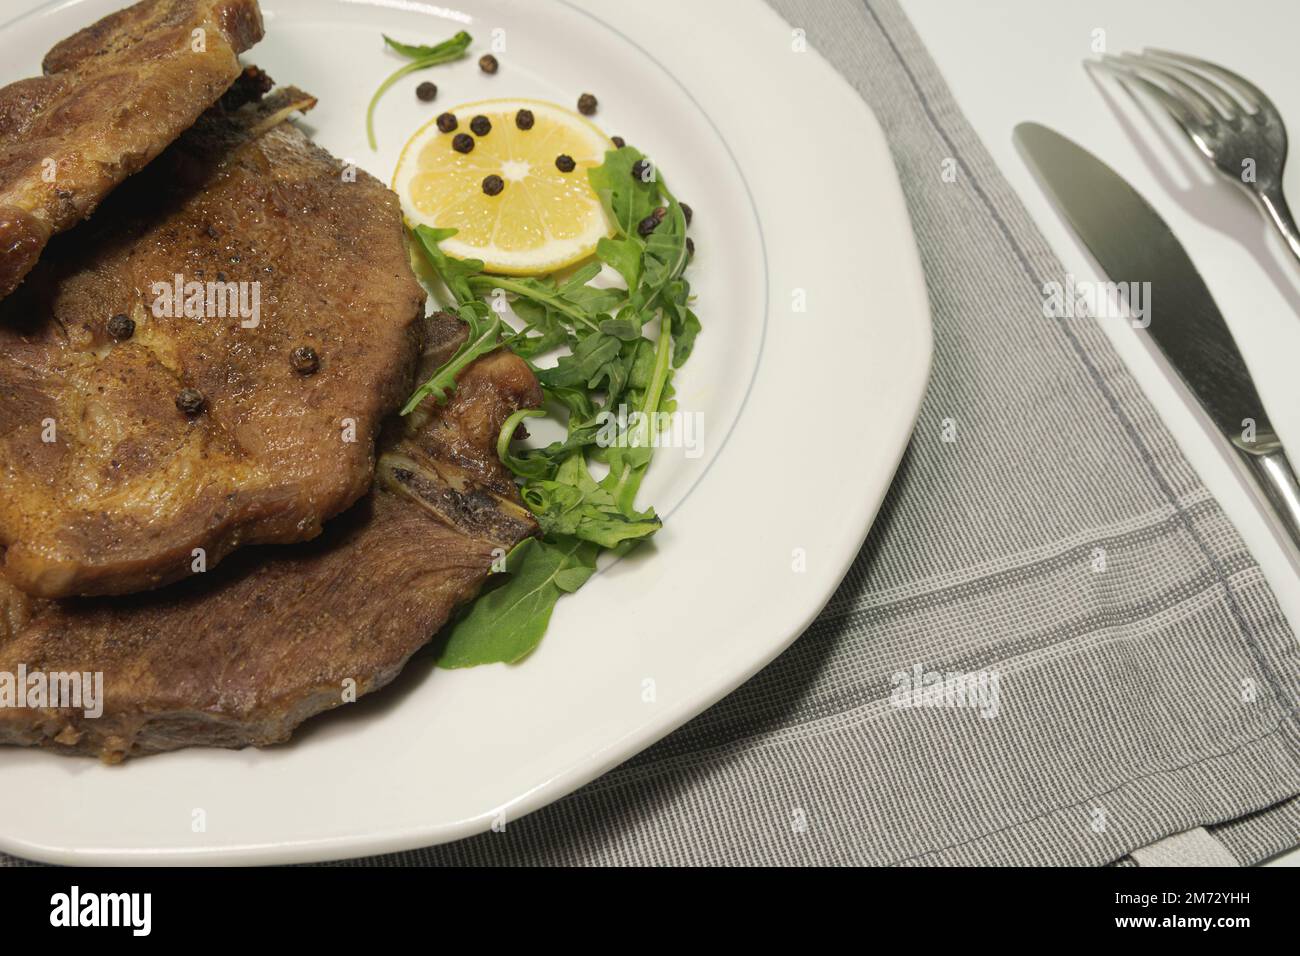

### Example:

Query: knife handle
xmin=1239 ymin=445 xmax=1300 ymax=556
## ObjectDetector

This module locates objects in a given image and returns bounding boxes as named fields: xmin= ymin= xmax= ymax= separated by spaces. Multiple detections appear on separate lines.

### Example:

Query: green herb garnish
xmin=407 ymin=145 xmax=700 ymax=668
xmin=436 ymin=537 xmax=598 ymax=668
xmin=367 ymin=31 xmax=473 ymax=150
xmin=400 ymin=226 xmax=504 ymax=413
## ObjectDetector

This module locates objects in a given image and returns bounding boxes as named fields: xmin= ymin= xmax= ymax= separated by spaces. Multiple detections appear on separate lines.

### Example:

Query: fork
xmin=1091 ymin=49 xmax=1300 ymax=266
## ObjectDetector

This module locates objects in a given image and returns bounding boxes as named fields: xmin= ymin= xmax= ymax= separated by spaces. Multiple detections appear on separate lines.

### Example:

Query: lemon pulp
xmin=392 ymin=98 xmax=614 ymax=275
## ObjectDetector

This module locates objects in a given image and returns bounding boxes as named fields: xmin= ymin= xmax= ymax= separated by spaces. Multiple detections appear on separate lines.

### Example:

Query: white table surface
xmin=900 ymin=0 xmax=1300 ymax=866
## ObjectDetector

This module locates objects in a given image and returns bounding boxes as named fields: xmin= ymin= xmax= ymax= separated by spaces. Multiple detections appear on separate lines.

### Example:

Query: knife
xmin=1014 ymin=121 xmax=1300 ymax=554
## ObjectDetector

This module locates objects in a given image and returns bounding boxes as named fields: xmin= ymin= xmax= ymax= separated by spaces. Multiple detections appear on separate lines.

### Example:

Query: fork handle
xmin=1239 ymin=445 xmax=1300 ymax=556
xmin=1258 ymin=186 xmax=1300 ymax=266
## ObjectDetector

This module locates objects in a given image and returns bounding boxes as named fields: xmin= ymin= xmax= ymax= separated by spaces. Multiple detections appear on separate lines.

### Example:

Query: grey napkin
xmin=4 ymin=0 xmax=1298 ymax=868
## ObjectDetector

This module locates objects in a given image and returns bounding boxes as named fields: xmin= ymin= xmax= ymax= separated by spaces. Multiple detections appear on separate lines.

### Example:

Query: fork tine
xmin=1093 ymin=56 xmax=1210 ymax=141
xmin=1115 ymin=52 xmax=1222 ymax=125
xmin=1124 ymin=52 xmax=1238 ymax=118
xmin=1143 ymin=48 xmax=1267 ymax=112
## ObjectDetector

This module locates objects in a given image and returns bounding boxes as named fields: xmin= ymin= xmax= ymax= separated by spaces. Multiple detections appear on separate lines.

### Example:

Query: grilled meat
xmin=0 ymin=317 xmax=542 ymax=761
xmin=0 ymin=0 xmax=265 ymax=300
xmin=0 ymin=85 xmax=426 ymax=598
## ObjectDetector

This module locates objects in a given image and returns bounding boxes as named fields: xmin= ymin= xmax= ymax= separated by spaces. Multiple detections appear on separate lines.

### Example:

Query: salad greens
xmin=367 ymin=31 xmax=473 ymax=150
xmin=409 ymin=145 xmax=699 ymax=668
xmin=436 ymin=537 xmax=597 ymax=668
xmin=399 ymin=226 xmax=503 ymax=414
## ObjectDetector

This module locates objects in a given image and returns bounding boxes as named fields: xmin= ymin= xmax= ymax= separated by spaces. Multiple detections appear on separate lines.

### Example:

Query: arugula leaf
xmin=401 ymin=225 xmax=501 ymax=413
xmin=599 ymin=305 xmax=643 ymax=341
xmin=367 ymin=31 xmax=473 ymax=150
xmin=468 ymin=274 xmax=603 ymax=334
xmin=623 ymin=336 xmax=660 ymax=390
xmin=672 ymin=309 xmax=702 ymax=367
xmin=507 ymin=299 xmax=572 ymax=359
xmin=413 ymin=225 xmax=484 ymax=303
xmin=659 ymin=279 xmax=701 ymax=367
xmin=587 ymin=146 xmax=659 ymax=236
xmin=558 ymin=261 xmax=603 ymax=289
xmin=545 ymin=385 xmax=598 ymax=424
xmin=522 ymin=474 xmax=660 ymax=549
xmin=383 ymin=34 xmax=465 ymax=59
xmin=535 ymin=332 xmax=623 ymax=389
xmin=561 ymin=283 xmax=625 ymax=317
xmin=436 ymin=536 xmax=597 ymax=668
xmin=495 ymin=409 xmax=551 ymax=479
xmin=633 ymin=190 xmax=688 ymax=313
xmin=600 ymin=320 xmax=673 ymax=514
xmin=596 ymin=236 xmax=643 ymax=289
xmin=401 ymin=310 xmax=501 ymax=413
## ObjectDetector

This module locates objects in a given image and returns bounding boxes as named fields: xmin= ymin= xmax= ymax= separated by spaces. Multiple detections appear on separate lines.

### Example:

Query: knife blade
xmin=1014 ymin=121 xmax=1300 ymax=553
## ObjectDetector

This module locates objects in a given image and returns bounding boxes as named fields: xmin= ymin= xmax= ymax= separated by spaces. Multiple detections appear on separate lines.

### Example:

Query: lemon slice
xmin=393 ymin=98 xmax=614 ymax=275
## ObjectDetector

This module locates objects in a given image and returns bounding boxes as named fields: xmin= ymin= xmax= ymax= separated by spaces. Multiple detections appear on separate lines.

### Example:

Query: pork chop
xmin=0 ymin=0 xmax=265 ymax=300
xmin=0 ymin=84 xmax=426 ymax=598
xmin=0 ymin=317 xmax=542 ymax=761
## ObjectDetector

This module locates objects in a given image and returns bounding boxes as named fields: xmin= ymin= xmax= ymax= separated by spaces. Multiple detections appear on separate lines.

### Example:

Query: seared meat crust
xmin=0 ymin=87 xmax=426 ymax=598
xmin=0 ymin=0 xmax=265 ymax=300
xmin=0 ymin=321 xmax=542 ymax=761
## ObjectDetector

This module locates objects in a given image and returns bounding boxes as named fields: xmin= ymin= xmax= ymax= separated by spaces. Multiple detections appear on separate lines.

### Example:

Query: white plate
xmin=0 ymin=0 xmax=931 ymax=864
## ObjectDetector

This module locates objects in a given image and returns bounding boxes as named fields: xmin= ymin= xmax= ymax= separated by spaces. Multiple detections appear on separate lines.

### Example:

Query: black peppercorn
xmin=631 ymin=158 xmax=652 ymax=182
xmin=637 ymin=214 xmax=659 ymax=236
xmin=479 ymin=53 xmax=499 ymax=74
xmin=452 ymin=132 xmax=475 ymax=153
xmin=436 ymin=112 xmax=458 ymax=133
xmin=176 ymin=387 xmax=205 ymax=416
xmin=482 ymin=174 xmax=505 ymax=196
xmin=107 ymin=313 xmax=134 ymax=341
xmin=515 ymin=108 xmax=534 ymax=130
xmin=681 ymin=202 xmax=693 ymax=227
xmin=611 ymin=136 xmax=625 ymax=148
xmin=577 ymin=92 xmax=598 ymax=115
xmin=469 ymin=115 xmax=491 ymax=136
xmin=555 ymin=154 xmax=576 ymax=173
xmin=291 ymin=346 xmax=320 ymax=375
xmin=416 ymin=81 xmax=437 ymax=102
xmin=686 ymin=237 xmax=695 ymax=258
